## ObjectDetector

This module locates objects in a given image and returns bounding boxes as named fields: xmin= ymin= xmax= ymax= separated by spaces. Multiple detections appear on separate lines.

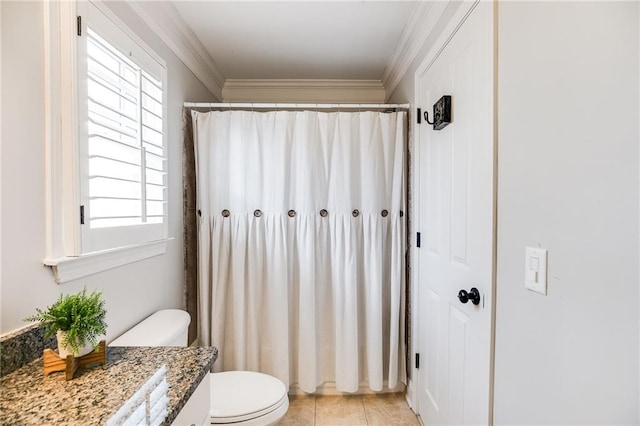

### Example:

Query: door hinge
xmin=417 ymin=108 xmax=421 ymax=124
xmin=80 ymin=205 xmax=85 ymax=225
xmin=415 ymin=353 xmax=420 ymax=369
xmin=77 ymin=16 xmax=82 ymax=36
xmin=416 ymin=232 xmax=421 ymax=248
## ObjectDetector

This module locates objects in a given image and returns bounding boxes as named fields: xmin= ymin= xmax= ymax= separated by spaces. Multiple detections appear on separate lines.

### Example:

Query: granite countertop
xmin=0 ymin=346 xmax=217 ymax=425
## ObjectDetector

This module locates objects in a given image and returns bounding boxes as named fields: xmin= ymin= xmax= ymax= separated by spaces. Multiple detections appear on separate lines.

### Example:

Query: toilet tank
xmin=109 ymin=309 xmax=191 ymax=347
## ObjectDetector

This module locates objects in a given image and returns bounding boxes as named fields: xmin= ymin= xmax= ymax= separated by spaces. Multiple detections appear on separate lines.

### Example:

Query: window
xmin=79 ymin=5 xmax=167 ymax=253
xmin=43 ymin=1 xmax=169 ymax=283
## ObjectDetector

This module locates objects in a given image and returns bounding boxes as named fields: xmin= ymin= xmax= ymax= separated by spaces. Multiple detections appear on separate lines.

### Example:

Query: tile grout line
xmin=362 ymin=395 xmax=369 ymax=425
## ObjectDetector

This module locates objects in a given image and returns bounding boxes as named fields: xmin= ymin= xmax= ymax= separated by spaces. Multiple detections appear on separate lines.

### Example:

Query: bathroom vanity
xmin=0 ymin=346 xmax=217 ymax=425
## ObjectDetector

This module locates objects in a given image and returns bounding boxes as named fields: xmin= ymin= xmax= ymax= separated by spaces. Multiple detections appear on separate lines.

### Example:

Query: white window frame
xmin=43 ymin=0 xmax=170 ymax=284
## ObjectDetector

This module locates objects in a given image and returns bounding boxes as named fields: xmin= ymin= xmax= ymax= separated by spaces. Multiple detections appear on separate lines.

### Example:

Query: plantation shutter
xmin=80 ymin=3 xmax=167 ymax=254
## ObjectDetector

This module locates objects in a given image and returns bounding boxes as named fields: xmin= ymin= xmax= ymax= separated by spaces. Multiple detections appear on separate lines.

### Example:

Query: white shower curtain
xmin=192 ymin=109 xmax=406 ymax=393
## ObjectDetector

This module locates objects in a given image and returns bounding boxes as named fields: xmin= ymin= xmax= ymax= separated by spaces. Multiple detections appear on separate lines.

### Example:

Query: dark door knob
xmin=458 ymin=287 xmax=481 ymax=305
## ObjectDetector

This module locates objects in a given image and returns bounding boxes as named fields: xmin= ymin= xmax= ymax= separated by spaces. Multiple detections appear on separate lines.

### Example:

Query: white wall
xmin=1 ymin=1 xmax=215 ymax=339
xmin=389 ymin=0 xmax=639 ymax=422
xmin=222 ymin=79 xmax=386 ymax=103
xmin=495 ymin=1 xmax=638 ymax=423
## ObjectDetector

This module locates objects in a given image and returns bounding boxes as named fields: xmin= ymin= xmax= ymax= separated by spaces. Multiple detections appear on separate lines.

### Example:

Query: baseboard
xmin=288 ymin=380 xmax=405 ymax=396
xmin=405 ymin=378 xmax=424 ymax=424
xmin=405 ymin=377 xmax=415 ymax=409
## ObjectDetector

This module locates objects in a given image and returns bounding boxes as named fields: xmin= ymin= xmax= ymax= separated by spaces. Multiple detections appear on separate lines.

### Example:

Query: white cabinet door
xmin=172 ymin=375 xmax=210 ymax=426
xmin=415 ymin=2 xmax=495 ymax=425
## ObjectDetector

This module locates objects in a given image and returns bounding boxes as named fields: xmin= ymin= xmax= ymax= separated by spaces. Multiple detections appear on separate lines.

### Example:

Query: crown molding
xmin=127 ymin=2 xmax=224 ymax=100
xmin=382 ymin=0 xmax=450 ymax=100
xmin=223 ymin=79 xmax=386 ymax=103
xmin=127 ymin=1 xmax=455 ymax=102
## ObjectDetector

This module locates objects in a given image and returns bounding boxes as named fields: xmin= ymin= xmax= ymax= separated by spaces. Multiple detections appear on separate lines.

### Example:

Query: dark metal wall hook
xmin=422 ymin=95 xmax=452 ymax=130
xmin=423 ymin=110 xmax=435 ymax=125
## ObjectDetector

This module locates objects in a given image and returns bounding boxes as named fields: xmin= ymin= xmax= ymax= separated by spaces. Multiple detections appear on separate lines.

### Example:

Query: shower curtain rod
xmin=184 ymin=102 xmax=410 ymax=110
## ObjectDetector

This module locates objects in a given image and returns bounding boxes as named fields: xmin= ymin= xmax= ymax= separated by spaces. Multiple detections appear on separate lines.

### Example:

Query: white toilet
xmin=110 ymin=309 xmax=289 ymax=425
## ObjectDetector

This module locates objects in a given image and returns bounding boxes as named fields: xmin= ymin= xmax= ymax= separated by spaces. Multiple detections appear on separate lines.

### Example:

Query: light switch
xmin=525 ymin=247 xmax=547 ymax=295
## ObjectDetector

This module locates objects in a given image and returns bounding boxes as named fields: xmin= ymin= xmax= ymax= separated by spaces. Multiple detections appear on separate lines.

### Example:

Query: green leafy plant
xmin=25 ymin=287 xmax=107 ymax=355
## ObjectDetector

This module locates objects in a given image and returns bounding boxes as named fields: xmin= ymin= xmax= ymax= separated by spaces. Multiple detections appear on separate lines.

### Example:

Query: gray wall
xmin=1 ymin=1 xmax=215 ymax=339
xmin=389 ymin=1 xmax=639 ymax=422
xmin=494 ymin=1 xmax=638 ymax=423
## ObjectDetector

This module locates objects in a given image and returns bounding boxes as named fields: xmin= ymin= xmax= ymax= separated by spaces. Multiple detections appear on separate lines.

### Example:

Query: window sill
xmin=43 ymin=239 xmax=171 ymax=284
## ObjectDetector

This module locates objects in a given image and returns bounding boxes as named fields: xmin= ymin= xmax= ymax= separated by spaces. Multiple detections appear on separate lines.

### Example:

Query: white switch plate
xmin=525 ymin=247 xmax=547 ymax=295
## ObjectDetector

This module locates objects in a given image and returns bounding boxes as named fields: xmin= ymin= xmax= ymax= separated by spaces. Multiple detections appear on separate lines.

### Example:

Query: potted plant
xmin=25 ymin=287 xmax=107 ymax=358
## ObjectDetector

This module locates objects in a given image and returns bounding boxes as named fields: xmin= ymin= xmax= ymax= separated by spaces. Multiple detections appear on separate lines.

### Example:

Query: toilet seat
xmin=210 ymin=371 xmax=289 ymax=425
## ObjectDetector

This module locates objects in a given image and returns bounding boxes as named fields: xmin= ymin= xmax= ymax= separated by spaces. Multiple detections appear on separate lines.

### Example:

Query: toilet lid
xmin=210 ymin=371 xmax=288 ymax=423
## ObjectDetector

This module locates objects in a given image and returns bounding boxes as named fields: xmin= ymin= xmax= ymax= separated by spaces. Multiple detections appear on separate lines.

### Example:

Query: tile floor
xmin=277 ymin=393 xmax=421 ymax=425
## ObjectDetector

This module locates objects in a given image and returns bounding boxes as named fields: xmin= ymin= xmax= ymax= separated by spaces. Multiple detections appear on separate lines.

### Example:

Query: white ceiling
xmin=171 ymin=1 xmax=418 ymax=80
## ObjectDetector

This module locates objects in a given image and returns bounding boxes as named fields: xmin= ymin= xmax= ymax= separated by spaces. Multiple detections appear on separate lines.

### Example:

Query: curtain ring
xmin=381 ymin=209 xmax=389 ymax=217
xmin=400 ymin=210 xmax=404 ymax=217
xmin=221 ymin=209 xmax=230 ymax=217
xmin=288 ymin=209 xmax=296 ymax=218
xmin=320 ymin=209 xmax=328 ymax=217
xmin=253 ymin=209 xmax=262 ymax=218
xmin=352 ymin=209 xmax=360 ymax=218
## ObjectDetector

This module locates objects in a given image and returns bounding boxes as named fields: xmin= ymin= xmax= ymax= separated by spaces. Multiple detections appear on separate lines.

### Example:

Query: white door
xmin=415 ymin=2 xmax=495 ymax=425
